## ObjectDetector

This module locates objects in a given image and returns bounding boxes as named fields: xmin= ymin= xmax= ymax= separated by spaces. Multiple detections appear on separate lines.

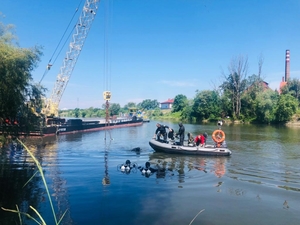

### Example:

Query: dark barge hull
xmin=42 ymin=117 xmax=143 ymax=136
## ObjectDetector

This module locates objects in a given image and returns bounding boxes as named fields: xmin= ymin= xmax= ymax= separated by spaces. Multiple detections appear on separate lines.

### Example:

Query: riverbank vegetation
xmin=57 ymin=55 xmax=300 ymax=125
xmin=1 ymin=19 xmax=300 ymax=144
xmin=0 ymin=19 xmax=45 ymax=140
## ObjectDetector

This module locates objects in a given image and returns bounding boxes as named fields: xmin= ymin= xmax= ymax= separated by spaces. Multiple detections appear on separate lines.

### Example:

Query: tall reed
xmin=1 ymin=138 xmax=67 ymax=225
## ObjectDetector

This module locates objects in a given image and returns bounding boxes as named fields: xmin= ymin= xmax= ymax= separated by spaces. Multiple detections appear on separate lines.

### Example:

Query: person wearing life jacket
xmin=195 ymin=134 xmax=206 ymax=147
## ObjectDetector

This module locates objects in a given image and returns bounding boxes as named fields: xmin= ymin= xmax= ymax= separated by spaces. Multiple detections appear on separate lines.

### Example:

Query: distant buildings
xmin=160 ymin=99 xmax=174 ymax=109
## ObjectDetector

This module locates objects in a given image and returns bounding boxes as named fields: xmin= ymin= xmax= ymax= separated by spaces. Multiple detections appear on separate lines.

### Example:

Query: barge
xmin=42 ymin=116 xmax=143 ymax=136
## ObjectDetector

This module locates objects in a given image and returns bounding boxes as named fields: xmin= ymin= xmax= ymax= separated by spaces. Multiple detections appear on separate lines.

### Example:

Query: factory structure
xmin=279 ymin=49 xmax=290 ymax=92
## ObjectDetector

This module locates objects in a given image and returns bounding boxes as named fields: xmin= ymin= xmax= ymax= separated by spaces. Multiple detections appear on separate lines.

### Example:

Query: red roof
xmin=279 ymin=81 xmax=287 ymax=94
xmin=160 ymin=99 xmax=174 ymax=104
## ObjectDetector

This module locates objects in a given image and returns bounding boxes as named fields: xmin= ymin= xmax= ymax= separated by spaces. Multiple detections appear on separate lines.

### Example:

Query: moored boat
xmin=149 ymin=139 xmax=231 ymax=156
xmin=149 ymin=121 xmax=232 ymax=156
xmin=42 ymin=116 xmax=143 ymax=136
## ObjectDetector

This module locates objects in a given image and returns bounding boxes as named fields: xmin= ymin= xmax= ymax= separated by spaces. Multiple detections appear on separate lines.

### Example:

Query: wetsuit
xmin=155 ymin=124 xmax=169 ymax=142
xmin=177 ymin=123 xmax=185 ymax=146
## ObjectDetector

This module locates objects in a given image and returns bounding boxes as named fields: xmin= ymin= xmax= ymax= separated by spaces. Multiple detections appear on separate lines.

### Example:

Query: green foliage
xmin=74 ymin=108 xmax=79 ymax=118
xmin=275 ymin=94 xmax=298 ymax=122
xmin=192 ymin=90 xmax=221 ymax=122
xmin=254 ymin=89 xmax=278 ymax=123
xmin=123 ymin=102 xmax=136 ymax=110
xmin=140 ymin=99 xmax=159 ymax=110
xmin=241 ymin=75 xmax=269 ymax=121
xmin=172 ymin=94 xmax=187 ymax=113
xmin=109 ymin=103 xmax=121 ymax=116
xmin=180 ymin=99 xmax=194 ymax=121
xmin=59 ymin=107 xmax=105 ymax=118
xmin=151 ymin=108 xmax=163 ymax=117
xmin=281 ymin=78 xmax=300 ymax=102
xmin=81 ymin=111 xmax=86 ymax=118
xmin=220 ymin=72 xmax=247 ymax=119
xmin=0 ymin=23 xmax=44 ymax=136
xmin=0 ymin=19 xmax=17 ymax=44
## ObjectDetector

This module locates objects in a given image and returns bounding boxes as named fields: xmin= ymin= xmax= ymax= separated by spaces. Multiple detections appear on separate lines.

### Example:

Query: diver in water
xmin=118 ymin=160 xmax=138 ymax=173
xmin=138 ymin=162 xmax=168 ymax=178
xmin=138 ymin=162 xmax=159 ymax=177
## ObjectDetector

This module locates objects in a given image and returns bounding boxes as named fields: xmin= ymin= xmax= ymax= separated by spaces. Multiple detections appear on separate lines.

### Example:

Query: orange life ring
xmin=212 ymin=129 xmax=225 ymax=143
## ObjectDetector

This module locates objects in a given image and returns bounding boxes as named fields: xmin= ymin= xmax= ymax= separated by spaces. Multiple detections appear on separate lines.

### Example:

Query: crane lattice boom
xmin=45 ymin=0 xmax=100 ymax=116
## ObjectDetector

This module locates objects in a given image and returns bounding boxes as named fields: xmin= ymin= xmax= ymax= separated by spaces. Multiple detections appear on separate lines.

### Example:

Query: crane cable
xmin=39 ymin=0 xmax=84 ymax=84
xmin=103 ymin=0 xmax=113 ymax=92
xmin=103 ymin=0 xmax=113 ymax=141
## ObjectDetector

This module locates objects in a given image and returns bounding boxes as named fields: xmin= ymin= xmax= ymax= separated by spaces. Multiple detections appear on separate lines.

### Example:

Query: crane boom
xmin=45 ymin=0 xmax=100 ymax=116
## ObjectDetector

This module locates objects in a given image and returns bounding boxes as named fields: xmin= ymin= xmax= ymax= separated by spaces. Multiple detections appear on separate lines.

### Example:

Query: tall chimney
xmin=285 ymin=49 xmax=290 ymax=82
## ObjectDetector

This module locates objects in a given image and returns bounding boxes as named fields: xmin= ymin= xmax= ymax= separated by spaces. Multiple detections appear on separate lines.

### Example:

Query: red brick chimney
xmin=285 ymin=49 xmax=290 ymax=82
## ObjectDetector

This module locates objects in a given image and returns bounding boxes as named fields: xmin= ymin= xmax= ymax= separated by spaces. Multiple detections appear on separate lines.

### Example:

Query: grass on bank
xmin=1 ymin=138 xmax=67 ymax=225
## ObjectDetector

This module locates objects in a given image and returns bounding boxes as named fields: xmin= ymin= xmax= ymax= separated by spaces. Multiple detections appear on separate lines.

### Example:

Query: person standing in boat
xmin=195 ymin=133 xmax=206 ymax=147
xmin=177 ymin=122 xmax=185 ymax=146
xmin=154 ymin=123 xmax=169 ymax=143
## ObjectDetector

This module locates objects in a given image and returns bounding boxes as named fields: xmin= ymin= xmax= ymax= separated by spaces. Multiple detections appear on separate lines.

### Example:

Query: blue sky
xmin=1 ymin=0 xmax=300 ymax=109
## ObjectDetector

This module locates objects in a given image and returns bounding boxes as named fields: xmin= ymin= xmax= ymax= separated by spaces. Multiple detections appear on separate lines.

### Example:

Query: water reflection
xmin=0 ymin=143 xmax=43 ymax=225
xmin=148 ymin=153 xmax=229 ymax=182
xmin=2 ymin=123 xmax=300 ymax=225
xmin=0 ymin=137 xmax=74 ymax=225
xmin=102 ymin=139 xmax=111 ymax=185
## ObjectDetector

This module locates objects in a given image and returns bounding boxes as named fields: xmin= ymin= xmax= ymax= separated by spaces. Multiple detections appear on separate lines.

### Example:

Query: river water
xmin=1 ymin=121 xmax=300 ymax=225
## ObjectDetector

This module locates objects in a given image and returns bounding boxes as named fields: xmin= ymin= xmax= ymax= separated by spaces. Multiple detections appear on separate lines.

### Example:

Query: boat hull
xmin=149 ymin=139 xmax=232 ymax=156
xmin=42 ymin=118 xmax=143 ymax=136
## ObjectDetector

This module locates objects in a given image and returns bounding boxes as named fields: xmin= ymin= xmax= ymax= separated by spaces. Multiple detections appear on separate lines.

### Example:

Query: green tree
xmin=241 ymin=74 xmax=265 ymax=121
xmin=221 ymin=55 xmax=248 ymax=119
xmin=74 ymin=108 xmax=80 ymax=118
xmin=192 ymin=90 xmax=221 ymax=121
xmin=275 ymin=94 xmax=298 ymax=122
xmin=281 ymin=78 xmax=300 ymax=102
xmin=172 ymin=94 xmax=187 ymax=113
xmin=81 ymin=111 xmax=86 ymax=118
xmin=151 ymin=108 xmax=163 ymax=117
xmin=0 ymin=21 xmax=44 ymax=136
xmin=0 ymin=19 xmax=16 ymax=43
xmin=255 ymin=89 xmax=278 ymax=123
xmin=140 ymin=99 xmax=159 ymax=110
xmin=219 ymin=91 xmax=232 ymax=119
xmin=180 ymin=99 xmax=194 ymax=121
xmin=123 ymin=102 xmax=136 ymax=110
xmin=110 ymin=103 xmax=121 ymax=116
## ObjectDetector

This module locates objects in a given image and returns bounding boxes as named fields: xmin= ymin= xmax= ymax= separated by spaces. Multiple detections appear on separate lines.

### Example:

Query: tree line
xmin=1 ymin=19 xmax=300 ymax=140
xmin=0 ymin=20 xmax=44 ymax=138
xmin=62 ymin=55 xmax=300 ymax=124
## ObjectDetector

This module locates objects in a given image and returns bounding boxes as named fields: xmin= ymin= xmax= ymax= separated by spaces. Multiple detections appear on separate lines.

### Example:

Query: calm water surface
xmin=1 ymin=121 xmax=300 ymax=225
